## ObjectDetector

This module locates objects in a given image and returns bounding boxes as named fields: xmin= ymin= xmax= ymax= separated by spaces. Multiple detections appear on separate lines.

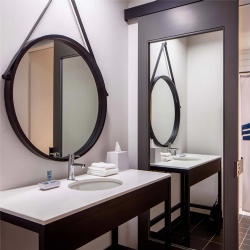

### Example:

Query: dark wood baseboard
xmin=105 ymin=244 xmax=135 ymax=250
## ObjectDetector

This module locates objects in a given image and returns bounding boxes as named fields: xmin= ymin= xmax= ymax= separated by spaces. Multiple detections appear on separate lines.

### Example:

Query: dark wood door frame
xmin=137 ymin=1 xmax=238 ymax=249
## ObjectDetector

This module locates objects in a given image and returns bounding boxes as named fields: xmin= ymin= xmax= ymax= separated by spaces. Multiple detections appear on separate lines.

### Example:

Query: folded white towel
xmin=161 ymin=156 xmax=172 ymax=162
xmin=91 ymin=162 xmax=117 ymax=169
xmin=87 ymin=168 xmax=119 ymax=177
xmin=162 ymin=155 xmax=172 ymax=159
xmin=161 ymin=152 xmax=171 ymax=157
xmin=88 ymin=166 xmax=118 ymax=172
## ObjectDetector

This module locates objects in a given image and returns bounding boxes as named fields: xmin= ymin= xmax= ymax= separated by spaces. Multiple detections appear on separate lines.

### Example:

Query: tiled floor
xmin=151 ymin=213 xmax=250 ymax=249
xmin=151 ymin=212 xmax=223 ymax=250
xmin=172 ymin=213 xmax=223 ymax=250
xmin=239 ymin=214 xmax=250 ymax=250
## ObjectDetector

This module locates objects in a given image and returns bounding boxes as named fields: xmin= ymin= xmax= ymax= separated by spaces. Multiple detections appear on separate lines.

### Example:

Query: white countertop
xmin=151 ymin=154 xmax=221 ymax=170
xmin=0 ymin=169 xmax=170 ymax=225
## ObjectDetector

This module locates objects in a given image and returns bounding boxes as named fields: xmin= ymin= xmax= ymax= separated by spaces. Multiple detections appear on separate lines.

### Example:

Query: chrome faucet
xmin=168 ymin=144 xmax=179 ymax=156
xmin=67 ymin=154 xmax=85 ymax=180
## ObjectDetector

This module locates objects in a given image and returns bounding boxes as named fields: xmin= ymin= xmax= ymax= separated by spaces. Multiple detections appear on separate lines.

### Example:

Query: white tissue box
xmin=106 ymin=151 xmax=129 ymax=171
xmin=150 ymin=148 xmax=161 ymax=163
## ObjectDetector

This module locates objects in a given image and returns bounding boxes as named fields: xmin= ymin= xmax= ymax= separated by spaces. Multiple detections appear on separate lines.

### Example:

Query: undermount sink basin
xmin=68 ymin=178 xmax=123 ymax=191
xmin=173 ymin=156 xmax=200 ymax=161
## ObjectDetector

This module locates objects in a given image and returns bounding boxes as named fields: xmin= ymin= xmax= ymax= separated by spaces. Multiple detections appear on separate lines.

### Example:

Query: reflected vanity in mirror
xmin=4 ymin=35 xmax=107 ymax=161
xmin=149 ymin=30 xmax=223 ymax=248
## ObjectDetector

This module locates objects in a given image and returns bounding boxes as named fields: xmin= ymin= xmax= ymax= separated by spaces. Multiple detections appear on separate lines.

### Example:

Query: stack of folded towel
xmin=161 ymin=152 xmax=172 ymax=162
xmin=87 ymin=162 xmax=119 ymax=177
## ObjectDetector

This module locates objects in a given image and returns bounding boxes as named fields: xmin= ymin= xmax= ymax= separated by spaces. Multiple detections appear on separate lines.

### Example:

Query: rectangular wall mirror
xmin=149 ymin=30 xmax=224 ymax=249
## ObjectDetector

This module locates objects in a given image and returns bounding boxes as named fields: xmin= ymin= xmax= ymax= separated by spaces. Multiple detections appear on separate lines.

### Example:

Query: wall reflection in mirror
xmin=151 ymin=78 xmax=175 ymax=145
xmin=149 ymin=30 xmax=223 ymax=248
xmin=13 ymin=40 xmax=98 ymax=158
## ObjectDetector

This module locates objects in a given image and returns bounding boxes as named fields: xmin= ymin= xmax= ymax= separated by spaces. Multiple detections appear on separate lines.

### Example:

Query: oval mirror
xmin=150 ymin=75 xmax=180 ymax=147
xmin=5 ymin=35 xmax=107 ymax=161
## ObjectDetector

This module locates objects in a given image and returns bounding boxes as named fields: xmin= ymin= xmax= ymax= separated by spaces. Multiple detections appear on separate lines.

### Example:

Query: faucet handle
xmin=73 ymin=163 xmax=85 ymax=168
xmin=68 ymin=154 xmax=81 ymax=160
xmin=50 ymin=152 xmax=60 ymax=158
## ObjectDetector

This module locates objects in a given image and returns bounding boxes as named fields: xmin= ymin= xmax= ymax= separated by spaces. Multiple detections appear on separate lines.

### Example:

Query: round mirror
xmin=150 ymin=75 xmax=180 ymax=147
xmin=5 ymin=35 xmax=107 ymax=161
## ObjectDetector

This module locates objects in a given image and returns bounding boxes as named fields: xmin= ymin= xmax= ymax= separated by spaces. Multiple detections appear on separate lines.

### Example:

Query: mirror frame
xmin=4 ymin=34 xmax=107 ymax=161
xmin=150 ymin=75 xmax=180 ymax=147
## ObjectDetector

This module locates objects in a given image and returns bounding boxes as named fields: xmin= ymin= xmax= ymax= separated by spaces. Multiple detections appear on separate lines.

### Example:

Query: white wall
xmin=187 ymin=31 xmax=223 ymax=208
xmin=0 ymin=0 xmax=129 ymax=249
xmin=128 ymin=0 xmax=155 ymax=8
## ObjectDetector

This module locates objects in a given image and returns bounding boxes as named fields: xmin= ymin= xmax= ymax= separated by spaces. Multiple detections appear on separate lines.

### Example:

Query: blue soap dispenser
xmin=38 ymin=170 xmax=61 ymax=190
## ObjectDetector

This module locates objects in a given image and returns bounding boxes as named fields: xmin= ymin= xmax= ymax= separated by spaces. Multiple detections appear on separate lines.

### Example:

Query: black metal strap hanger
xmin=70 ymin=0 xmax=95 ymax=59
xmin=150 ymin=41 xmax=175 ymax=85
xmin=2 ymin=0 xmax=95 ymax=80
